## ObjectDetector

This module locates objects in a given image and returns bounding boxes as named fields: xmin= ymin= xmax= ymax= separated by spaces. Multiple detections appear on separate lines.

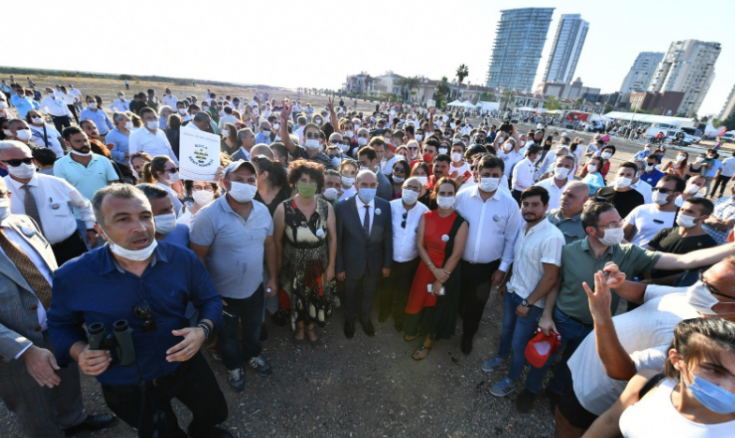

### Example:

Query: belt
xmin=463 ymin=259 xmax=499 ymax=266
xmin=559 ymin=309 xmax=594 ymax=328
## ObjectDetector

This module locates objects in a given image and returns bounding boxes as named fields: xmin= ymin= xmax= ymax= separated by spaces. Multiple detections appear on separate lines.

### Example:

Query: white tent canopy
xmin=475 ymin=101 xmax=500 ymax=112
xmin=461 ymin=101 xmax=475 ymax=109
xmin=516 ymin=106 xmax=537 ymax=112
xmin=447 ymin=100 xmax=464 ymax=107
xmin=603 ymin=111 xmax=697 ymax=127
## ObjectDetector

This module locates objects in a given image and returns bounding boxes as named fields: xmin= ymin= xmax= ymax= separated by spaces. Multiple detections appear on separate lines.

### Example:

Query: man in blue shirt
xmin=105 ymin=112 xmax=132 ymax=166
xmin=48 ymin=184 xmax=232 ymax=438
xmin=254 ymin=120 xmax=272 ymax=145
xmin=79 ymin=96 xmax=113 ymax=136
xmin=10 ymin=85 xmax=39 ymax=119
xmin=639 ymin=154 xmax=665 ymax=187
xmin=136 ymin=183 xmax=190 ymax=248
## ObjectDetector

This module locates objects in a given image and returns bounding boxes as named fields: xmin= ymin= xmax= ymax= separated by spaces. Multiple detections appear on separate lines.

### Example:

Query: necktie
xmin=21 ymin=185 xmax=44 ymax=236
xmin=0 ymin=229 xmax=52 ymax=309
xmin=363 ymin=205 xmax=371 ymax=235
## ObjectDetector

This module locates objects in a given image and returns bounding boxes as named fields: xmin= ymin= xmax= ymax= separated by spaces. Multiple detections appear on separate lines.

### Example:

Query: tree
xmin=479 ymin=92 xmax=496 ymax=102
xmin=544 ymin=96 xmax=560 ymax=110
xmin=456 ymin=64 xmax=469 ymax=95
xmin=722 ymin=112 xmax=735 ymax=131
xmin=502 ymin=90 xmax=515 ymax=111
xmin=397 ymin=76 xmax=421 ymax=101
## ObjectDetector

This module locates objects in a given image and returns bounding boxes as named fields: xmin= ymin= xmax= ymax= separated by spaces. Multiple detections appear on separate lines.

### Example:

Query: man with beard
xmin=55 ymin=126 xmax=118 ymax=201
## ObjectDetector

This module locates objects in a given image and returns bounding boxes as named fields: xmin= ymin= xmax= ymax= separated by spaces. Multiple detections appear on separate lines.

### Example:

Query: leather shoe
xmin=63 ymin=414 xmax=116 ymax=436
xmin=344 ymin=320 xmax=355 ymax=339
xmin=461 ymin=336 xmax=473 ymax=355
xmin=361 ymin=319 xmax=376 ymax=337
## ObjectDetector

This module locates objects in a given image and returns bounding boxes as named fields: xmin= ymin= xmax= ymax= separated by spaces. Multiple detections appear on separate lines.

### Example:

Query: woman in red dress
xmin=404 ymin=177 xmax=469 ymax=360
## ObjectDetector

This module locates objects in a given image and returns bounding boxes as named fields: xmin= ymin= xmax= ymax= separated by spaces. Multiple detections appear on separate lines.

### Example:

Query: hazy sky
xmin=4 ymin=0 xmax=733 ymax=116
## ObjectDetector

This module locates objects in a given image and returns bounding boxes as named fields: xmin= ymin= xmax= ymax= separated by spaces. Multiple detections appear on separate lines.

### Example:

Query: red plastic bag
xmin=525 ymin=327 xmax=562 ymax=368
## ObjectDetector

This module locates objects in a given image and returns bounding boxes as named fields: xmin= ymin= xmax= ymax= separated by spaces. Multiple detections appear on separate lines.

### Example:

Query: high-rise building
xmin=486 ymin=8 xmax=554 ymax=92
xmin=648 ymin=40 xmax=721 ymax=116
xmin=542 ymin=14 xmax=589 ymax=84
xmin=718 ymin=83 xmax=735 ymax=122
xmin=620 ymin=52 xmax=664 ymax=95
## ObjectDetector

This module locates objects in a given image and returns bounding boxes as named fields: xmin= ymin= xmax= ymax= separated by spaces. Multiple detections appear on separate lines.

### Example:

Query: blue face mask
xmin=687 ymin=375 xmax=735 ymax=414
xmin=358 ymin=188 xmax=377 ymax=204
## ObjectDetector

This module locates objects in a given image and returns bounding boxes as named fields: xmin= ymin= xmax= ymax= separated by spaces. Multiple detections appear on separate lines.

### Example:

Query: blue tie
xmin=363 ymin=205 xmax=370 ymax=235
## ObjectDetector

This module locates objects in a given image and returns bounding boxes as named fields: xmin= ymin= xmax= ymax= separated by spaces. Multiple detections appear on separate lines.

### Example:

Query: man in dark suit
xmin=357 ymin=145 xmax=393 ymax=201
xmin=335 ymin=170 xmax=393 ymax=338
xmin=0 ymin=177 xmax=114 ymax=437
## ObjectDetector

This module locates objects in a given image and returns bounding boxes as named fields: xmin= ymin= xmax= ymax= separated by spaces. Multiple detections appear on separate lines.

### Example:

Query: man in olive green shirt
xmin=546 ymin=181 xmax=588 ymax=245
xmin=516 ymin=201 xmax=735 ymax=413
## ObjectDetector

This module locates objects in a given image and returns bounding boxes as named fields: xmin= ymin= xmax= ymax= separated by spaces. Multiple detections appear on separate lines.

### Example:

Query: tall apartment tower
xmin=620 ymin=52 xmax=665 ymax=94
xmin=542 ymin=14 xmax=589 ymax=84
xmin=718 ymin=83 xmax=735 ymax=122
xmin=648 ymin=40 xmax=721 ymax=116
xmin=486 ymin=8 xmax=554 ymax=92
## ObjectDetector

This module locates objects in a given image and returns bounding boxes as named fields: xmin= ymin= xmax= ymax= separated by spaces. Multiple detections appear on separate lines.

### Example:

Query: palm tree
xmin=398 ymin=76 xmax=421 ymax=101
xmin=456 ymin=64 xmax=469 ymax=96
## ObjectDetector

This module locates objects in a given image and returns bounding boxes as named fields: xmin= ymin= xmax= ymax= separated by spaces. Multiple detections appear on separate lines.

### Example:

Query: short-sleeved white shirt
xmin=625 ymin=204 xmax=677 ymax=247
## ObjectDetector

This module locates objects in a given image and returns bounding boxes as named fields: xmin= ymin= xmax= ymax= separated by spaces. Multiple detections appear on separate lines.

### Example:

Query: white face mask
xmin=598 ymin=227 xmax=624 ymax=246
xmin=222 ymin=129 xmax=230 ymax=137
xmin=452 ymin=152 xmax=463 ymax=163
xmin=614 ymin=176 xmax=632 ymax=188
xmin=676 ymin=155 xmax=686 ymax=163
xmin=125 ymin=121 xmax=133 ymax=130
xmin=304 ymin=139 xmax=320 ymax=150
xmin=479 ymin=177 xmax=500 ymax=193
xmin=438 ymin=148 xmax=448 ymax=155
xmin=415 ymin=134 xmax=423 ymax=141
xmin=357 ymin=137 xmax=368 ymax=146
xmin=437 ymin=195 xmax=455 ymax=209
xmin=31 ymin=116 xmax=43 ymax=125
xmin=154 ymin=213 xmax=177 ymax=235
xmin=192 ymin=189 xmax=215 ymax=206
xmin=7 ymin=162 xmax=36 ymax=179
xmin=0 ymin=197 xmax=10 ymax=223
xmin=0 ymin=101 xmax=7 ymax=109
xmin=147 ymin=120 xmax=159 ymax=131
xmin=15 ymin=129 xmax=32 ymax=141
xmin=415 ymin=176 xmax=428 ymax=186
xmin=344 ymin=130 xmax=354 ymax=138
xmin=684 ymin=183 xmax=701 ymax=194
xmin=322 ymin=187 xmax=339 ymax=201
xmin=331 ymin=156 xmax=342 ymax=168
xmin=587 ymin=165 xmax=598 ymax=173
xmin=554 ymin=167 xmax=570 ymax=180
xmin=273 ymin=123 xmax=281 ymax=130
xmin=601 ymin=152 xmax=612 ymax=160
xmin=260 ymin=129 xmax=270 ymax=137
xmin=71 ymin=148 xmax=92 ymax=157
xmin=676 ymin=213 xmax=698 ymax=229
xmin=686 ymin=281 xmax=735 ymax=315
xmin=2 ymin=129 xmax=12 ymax=137
xmin=341 ymin=175 xmax=355 ymax=187
xmin=100 ymin=227 xmax=158 ymax=262
xmin=401 ymin=189 xmax=419 ymax=205
xmin=645 ymin=165 xmax=654 ymax=172
xmin=392 ymin=175 xmax=405 ymax=183
xmin=653 ymin=190 xmax=669 ymax=205
xmin=227 ymin=181 xmax=257 ymax=203
xmin=88 ymin=103 xmax=97 ymax=109
xmin=178 ymin=108 xmax=187 ymax=115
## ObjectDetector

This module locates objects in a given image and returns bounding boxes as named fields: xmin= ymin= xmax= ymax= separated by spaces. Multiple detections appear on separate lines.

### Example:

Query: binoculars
xmin=87 ymin=320 xmax=136 ymax=367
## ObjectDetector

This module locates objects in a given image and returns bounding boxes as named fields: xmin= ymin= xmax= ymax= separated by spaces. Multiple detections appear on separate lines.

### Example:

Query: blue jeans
xmin=497 ymin=292 xmax=543 ymax=383
xmin=525 ymin=307 xmax=593 ymax=394
xmin=219 ymin=286 xmax=265 ymax=370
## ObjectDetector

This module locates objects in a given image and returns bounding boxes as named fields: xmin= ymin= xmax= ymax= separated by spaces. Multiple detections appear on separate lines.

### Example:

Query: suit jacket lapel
xmin=0 ymin=228 xmax=35 ymax=293
xmin=8 ymin=221 xmax=55 ymax=274
xmin=350 ymin=197 xmax=369 ymax=240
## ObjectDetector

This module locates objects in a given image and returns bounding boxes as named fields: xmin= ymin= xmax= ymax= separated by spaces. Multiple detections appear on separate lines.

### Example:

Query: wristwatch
xmin=521 ymin=299 xmax=530 ymax=307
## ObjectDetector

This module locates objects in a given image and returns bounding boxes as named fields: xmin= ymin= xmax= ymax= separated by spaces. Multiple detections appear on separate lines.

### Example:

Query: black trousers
xmin=344 ymin=275 xmax=379 ymax=323
xmin=101 ymin=353 xmax=228 ymax=438
xmin=379 ymin=258 xmax=420 ymax=322
xmin=460 ymin=259 xmax=501 ymax=339
xmin=52 ymin=231 xmax=88 ymax=267
xmin=51 ymin=115 xmax=71 ymax=133
xmin=66 ymin=104 xmax=79 ymax=124
xmin=712 ymin=174 xmax=731 ymax=198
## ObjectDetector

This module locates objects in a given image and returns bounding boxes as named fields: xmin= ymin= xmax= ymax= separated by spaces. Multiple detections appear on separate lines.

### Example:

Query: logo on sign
xmin=189 ymin=144 xmax=215 ymax=167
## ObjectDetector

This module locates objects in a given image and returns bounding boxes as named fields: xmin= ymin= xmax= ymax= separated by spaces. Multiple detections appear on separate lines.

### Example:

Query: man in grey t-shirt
xmin=190 ymin=160 xmax=277 ymax=392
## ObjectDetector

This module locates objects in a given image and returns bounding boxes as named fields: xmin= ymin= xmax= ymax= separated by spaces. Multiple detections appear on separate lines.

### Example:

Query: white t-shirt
xmin=625 ymin=204 xmax=677 ymax=247
xmin=721 ymin=156 xmax=735 ymax=177
xmin=568 ymin=285 xmax=698 ymax=416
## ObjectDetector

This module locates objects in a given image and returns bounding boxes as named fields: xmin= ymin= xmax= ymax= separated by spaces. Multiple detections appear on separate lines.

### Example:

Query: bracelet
xmin=196 ymin=323 xmax=210 ymax=341
xmin=197 ymin=320 xmax=213 ymax=333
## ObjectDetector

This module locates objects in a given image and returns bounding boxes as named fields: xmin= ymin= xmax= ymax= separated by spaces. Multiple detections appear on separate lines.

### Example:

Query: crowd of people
xmin=0 ymin=77 xmax=734 ymax=438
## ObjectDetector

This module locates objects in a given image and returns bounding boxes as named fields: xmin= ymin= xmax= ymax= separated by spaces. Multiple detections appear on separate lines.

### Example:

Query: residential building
xmin=543 ymin=14 xmax=589 ymax=84
xmin=718 ymin=83 xmax=735 ymax=121
xmin=620 ymin=52 xmax=665 ymax=95
xmin=629 ymin=91 xmax=685 ymax=115
xmin=343 ymin=72 xmax=375 ymax=96
xmin=374 ymin=71 xmax=405 ymax=95
xmin=648 ymin=40 xmax=721 ymax=116
xmin=486 ymin=8 xmax=555 ymax=92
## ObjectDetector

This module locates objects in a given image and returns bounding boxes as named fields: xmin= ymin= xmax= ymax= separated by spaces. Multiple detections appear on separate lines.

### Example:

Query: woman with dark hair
xmin=130 ymin=151 xmax=152 ymax=182
xmin=166 ymin=113 xmax=182 ymax=159
xmin=141 ymin=155 xmax=183 ymax=214
xmin=273 ymin=160 xmax=337 ymax=346
xmin=390 ymin=159 xmax=410 ymax=199
xmin=403 ymin=177 xmax=468 ymax=360
xmin=411 ymin=161 xmax=431 ymax=208
xmin=663 ymin=151 xmax=689 ymax=179
xmin=585 ymin=317 xmax=735 ymax=437
xmin=252 ymin=156 xmax=292 ymax=216
xmin=220 ymin=122 xmax=239 ymax=156
xmin=178 ymin=180 xmax=220 ymax=227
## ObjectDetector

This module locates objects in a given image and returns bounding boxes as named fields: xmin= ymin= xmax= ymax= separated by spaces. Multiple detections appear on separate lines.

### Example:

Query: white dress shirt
xmin=109 ymin=98 xmax=130 ymax=112
xmin=162 ymin=94 xmax=178 ymax=108
xmin=338 ymin=186 xmax=356 ymax=202
xmin=128 ymin=127 xmax=179 ymax=164
xmin=356 ymin=196 xmax=375 ymax=232
xmin=40 ymin=94 xmax=70 ymax=117
xmin=455 ymin=185 xmax=522 ymax=271
xmin=390 ymin=199 xmax=429 ymax=262
xmin=534 ymin=176 xmax=570 ymax=211
xmin=505 ymin=218 xmax=564 ymax=308
xmin=512 ymin=158 xmax=536 ymax=191
xmin=381 ymin=155 xmax=398 ymax=175
xmin=29 ymin=124 xmax=64 ymax=158
xmin=0 ymin=224 xmax=53 ymax=341
xmin=4 ymin=174 xmax=95 ymax=245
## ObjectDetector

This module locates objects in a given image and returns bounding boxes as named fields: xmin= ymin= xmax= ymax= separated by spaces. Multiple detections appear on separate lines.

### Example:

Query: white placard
xmin=179 ymin=127 xmax=220 ymax=182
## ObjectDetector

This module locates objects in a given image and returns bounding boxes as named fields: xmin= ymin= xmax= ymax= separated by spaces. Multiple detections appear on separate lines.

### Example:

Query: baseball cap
xmin=223 ymin=160 xmax=256 ymax=178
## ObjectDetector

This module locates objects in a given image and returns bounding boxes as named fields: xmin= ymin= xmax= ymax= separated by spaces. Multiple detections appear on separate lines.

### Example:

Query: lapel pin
xmin=375 ymin=208 xmax=382 ymax=216
xmin=21 ymin=226 xmax=35 ymax=237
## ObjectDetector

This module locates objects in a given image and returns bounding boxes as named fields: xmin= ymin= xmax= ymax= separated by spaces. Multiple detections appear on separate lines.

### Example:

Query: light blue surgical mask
xmin=687 ymin=375 xmax=735 ymax=414
xmin=358 ymin=187 xmax=376 ymax=204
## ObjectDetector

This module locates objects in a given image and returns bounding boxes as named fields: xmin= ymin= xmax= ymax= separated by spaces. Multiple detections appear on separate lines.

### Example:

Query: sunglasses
xmin=305 ymin=132 xmax=320 ymax=139
xmin=652 ymin=187 xmax=674 ymax=194
xmin=1 ymin=158 xmax=33 ymax=167
xmin=163 ymin=167 xmax=179 ymax=174
xmin=134 ymin=300 xmax=157 ymax=332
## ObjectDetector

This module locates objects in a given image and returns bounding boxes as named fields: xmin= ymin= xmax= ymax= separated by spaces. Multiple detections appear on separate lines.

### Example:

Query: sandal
xmin=404 ymin=333 xmax=423 ymax=342
xmin=306 ymin=327 xmax=320 ymax=348
xmin=412 ymin=344 xmax=432 ymax=361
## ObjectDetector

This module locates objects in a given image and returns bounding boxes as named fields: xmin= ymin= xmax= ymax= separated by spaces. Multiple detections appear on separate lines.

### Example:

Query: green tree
xmin=502 ymin=90 xmax=515 ymax=111
xmin=479 ymin=92 xmax=496 ymax=102
xmin=544 ymin=96 xmax=560 ymax=110
xmin=456 ymin=64 xmax=469 ymax=94
xmin=722 ymin=112 xmax=735 ymax=130
xmin=397 ymin=76 xmax=421 ymax=101
xmin=434 ymin=76 xmax=451 ymax=107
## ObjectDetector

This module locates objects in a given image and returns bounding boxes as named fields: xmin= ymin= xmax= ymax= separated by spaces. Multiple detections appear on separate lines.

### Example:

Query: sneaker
xmin=515 ymin=388 xmax=537 ymax=413
xmin=490 ymin=376 xmax=520 ymax=397
xmin=228 ymin=368 xmax=245 ymax=392
xmin=481 ymin=357 xmax=508 ymax=372
xmin=247 ymin=355 xmax=273 ymax=376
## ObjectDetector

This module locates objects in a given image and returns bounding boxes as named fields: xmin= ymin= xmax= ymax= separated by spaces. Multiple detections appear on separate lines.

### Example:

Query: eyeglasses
xmin=699 ymin=271 xmax=735 ymax=300
xmin=1 ymin=158 xmax=33 ymax=167
xmin=134 ymin=300 xmax=157 ymax=332
xmin=401 ymin=212 xmax=407 ymax=228
xmin=597 ymin=221 xmax=624 ymax=230
xmin=653 ymin=187 xmax=674 ymax=194
xmin=192 ymin=185 xmax=215 ymax=192
xmin=408 ymin=146 xmax=419 ymax=150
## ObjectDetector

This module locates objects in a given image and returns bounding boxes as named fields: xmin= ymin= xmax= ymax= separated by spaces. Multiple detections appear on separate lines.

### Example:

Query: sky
xmin=4 ymin=0 xmax=734 ymax=117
